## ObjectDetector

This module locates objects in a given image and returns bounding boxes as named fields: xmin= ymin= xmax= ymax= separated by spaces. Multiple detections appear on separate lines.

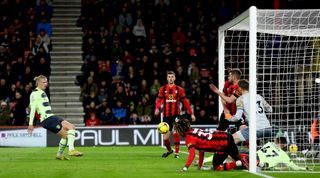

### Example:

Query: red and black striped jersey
xmin=223 ymin=80 xmax=240 ymax=115
xmin=155 ymin=84 xmax=193 ymax=117
xmin=185 ymin=128 xmax=229 ymax=152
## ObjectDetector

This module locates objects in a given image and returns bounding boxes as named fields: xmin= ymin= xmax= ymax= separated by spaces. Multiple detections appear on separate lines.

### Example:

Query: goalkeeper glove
xmin=225 ymin=113 xmax=232 ymax=119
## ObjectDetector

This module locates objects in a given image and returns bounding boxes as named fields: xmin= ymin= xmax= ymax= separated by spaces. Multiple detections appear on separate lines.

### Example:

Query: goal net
xmin=218 ymin=6 xmax=320 ymax=172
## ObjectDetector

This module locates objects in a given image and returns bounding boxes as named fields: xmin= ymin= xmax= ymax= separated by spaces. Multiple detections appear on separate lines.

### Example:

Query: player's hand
xmin=154 ymin=109 xmax=160 ymax=116
xmin=224 ymin=109 xmax=230 ymax=115
xmin=191 ymin=114 xmax=196 ymax=122
xmin=209 ymin=84 xmax=219 ymax=94
xmin=225 ymin=113 xmax=232 ymax=119
xmin=28 ymin=125 xmax=34 ymax=135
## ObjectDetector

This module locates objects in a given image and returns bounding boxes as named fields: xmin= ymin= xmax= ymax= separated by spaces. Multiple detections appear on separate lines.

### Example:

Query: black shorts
xmin=41 ymin=116 xmax=64 ymax=134
xmin=163 ymin=115 xmax=180 ymax=132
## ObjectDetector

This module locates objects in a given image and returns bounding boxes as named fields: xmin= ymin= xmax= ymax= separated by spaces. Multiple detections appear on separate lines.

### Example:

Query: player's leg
xmin=56 ymin=129 xmax=69 ymax=160
xmin=162 ymin=131 xmax=173 ymax=157
xmin=232 ymin=126 xmax=248 ymax=144
xmin=212 ymin=152 xmax=228 ymax=170
xmin=216 ymin=113 xmax=230 ymax=131
xmin=173 ymin=130 xmax=180 ymax=158
xmin=227 ymin=134 xmax=249 ymax=169
xmin=60 ymin=120 xmax=83 ymax=156
xmin=41 ymin=116 xmax=70 ymax=160
xmin=162 ymin=117 xmax=174 ymax=157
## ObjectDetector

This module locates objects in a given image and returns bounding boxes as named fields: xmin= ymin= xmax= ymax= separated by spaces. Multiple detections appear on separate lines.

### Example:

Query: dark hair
xmin=174 ymin=118 xmax=190 ymax=137
xmin=238 ymin=79 xmax=249 ymax=91
xmin=230 ymin=69 xmax=242 ymax=79
xmin=274 ymin=137 xmax=287 ymax=145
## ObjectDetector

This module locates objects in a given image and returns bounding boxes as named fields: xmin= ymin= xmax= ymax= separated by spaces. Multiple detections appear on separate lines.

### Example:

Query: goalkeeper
xmin=257 ymin=137 xmax=308 ymax=170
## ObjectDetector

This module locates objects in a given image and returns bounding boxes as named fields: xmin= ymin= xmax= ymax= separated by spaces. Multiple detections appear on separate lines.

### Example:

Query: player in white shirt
xmin=200 ymin=79 xmax=276 ymax=165
xmin=224 ymin=79 xmax=274 ymax=143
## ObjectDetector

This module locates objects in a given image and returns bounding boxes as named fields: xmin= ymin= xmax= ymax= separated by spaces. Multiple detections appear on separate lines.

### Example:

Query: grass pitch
xmin=0 ymin=146 xmax=319 ymax=178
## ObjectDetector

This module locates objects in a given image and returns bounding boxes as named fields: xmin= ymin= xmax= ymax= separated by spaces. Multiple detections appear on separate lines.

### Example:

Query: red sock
xmin=164 ymin=139 xmax=171 ymax=151
xmin=214 ymin=165 xmax=224 ymax=171
xmin=173 ymin=132 xmax=180 ymax=154
xmin=225 ymin=162 xmax=236 ymax=170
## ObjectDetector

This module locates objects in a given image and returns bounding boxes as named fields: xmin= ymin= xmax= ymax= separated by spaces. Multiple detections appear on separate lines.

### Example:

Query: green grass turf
xmin=0 ymin=146 xmax=319 ymax=178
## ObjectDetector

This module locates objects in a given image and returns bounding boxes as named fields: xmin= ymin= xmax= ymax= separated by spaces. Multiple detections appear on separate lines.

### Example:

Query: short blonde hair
xmin=34 ymin=75 xmax=47 ymax=86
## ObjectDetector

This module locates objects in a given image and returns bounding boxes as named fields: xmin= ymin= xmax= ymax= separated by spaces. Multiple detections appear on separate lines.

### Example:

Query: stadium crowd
xmin=1 ymin=0 xmax=304 ymax=126
xmin=0 ymin=0 xmax=53 ymax=126
xmin=77 ymin=0 xmax=248 ymax=126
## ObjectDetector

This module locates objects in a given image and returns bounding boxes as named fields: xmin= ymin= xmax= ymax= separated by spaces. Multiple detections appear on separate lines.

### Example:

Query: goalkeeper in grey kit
xmin=257 ymin=137 xmax=308 ymax=171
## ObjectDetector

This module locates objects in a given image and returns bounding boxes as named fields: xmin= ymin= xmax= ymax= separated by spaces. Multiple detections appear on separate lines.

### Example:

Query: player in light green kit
xmin=28 ymin=75 xmax=83 ymax=160
xmin=257 ymin=137 xmax=308 ymax=171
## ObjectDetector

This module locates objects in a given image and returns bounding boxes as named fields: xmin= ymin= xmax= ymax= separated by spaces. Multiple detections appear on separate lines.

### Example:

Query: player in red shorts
xmin=155 ymin=71 xmax=196 ymax=158
xmin=174 ymin=119 xmax=249 ymax=171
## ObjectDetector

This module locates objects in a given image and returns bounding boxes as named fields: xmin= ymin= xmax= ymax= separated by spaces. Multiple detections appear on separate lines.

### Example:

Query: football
xmin=289 ymin=144 xmax=298 ymax=153
xmin=157 ymin=122 xmax=170 ymax=134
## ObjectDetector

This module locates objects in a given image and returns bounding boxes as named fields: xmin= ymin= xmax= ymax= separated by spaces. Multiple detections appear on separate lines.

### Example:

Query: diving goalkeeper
xmin=257 ymin=137 xmax=308 ymax=171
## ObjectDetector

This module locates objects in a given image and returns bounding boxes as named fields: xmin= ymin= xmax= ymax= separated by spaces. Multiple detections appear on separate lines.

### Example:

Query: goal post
xmin=218 ymin=6 xmax=320 ymax=173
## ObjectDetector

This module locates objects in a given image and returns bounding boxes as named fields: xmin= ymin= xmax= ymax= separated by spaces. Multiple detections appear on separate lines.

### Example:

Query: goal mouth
xmin=219 ymin=6 xmax=320 ymax=173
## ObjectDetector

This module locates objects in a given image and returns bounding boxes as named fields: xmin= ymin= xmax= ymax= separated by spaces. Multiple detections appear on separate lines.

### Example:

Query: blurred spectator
xmin=10 ymin=90 xmax=27 ymax=126
xmin=85 ymin=112 xmax=100 ymax=126
xmin=37 ymin=28 xmax=52 ymax=51
xmin=112 ymin=100 xmax=127 ymax=124
xmin=100 ymin=107 xmax=115 ymax=125
xmin=136 ymin=97 xmax=152 ymax=124
xmin=0 ymin=101 xmax=10 ymax=125
xmin=32 ymin=37 xmax=49 ymax=55
xmin=132 ymin=19 xmax=146 ymax=38
xmin=36 ymin=17 xmax=52 ymax=37
xmin=80 ymin=76 xmax=99 ymax=102
xmin=0 ymin=78 xmax=9 ymax=101
xmin=35 ymin=0 xmax=53 ymax=20
xmin=118 ymin=7 xmax=133 ymax=28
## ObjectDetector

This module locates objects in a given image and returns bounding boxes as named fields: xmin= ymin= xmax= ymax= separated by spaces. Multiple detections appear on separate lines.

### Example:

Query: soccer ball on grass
xmin=157 ymin=122 xmax=169 ymax=134
xmin=289 ymin=144 xmax=298 ymax=153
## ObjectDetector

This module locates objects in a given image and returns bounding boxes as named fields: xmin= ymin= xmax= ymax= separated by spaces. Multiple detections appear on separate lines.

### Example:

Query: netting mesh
xmin=222 ymin=9 xmax=320 ymax=170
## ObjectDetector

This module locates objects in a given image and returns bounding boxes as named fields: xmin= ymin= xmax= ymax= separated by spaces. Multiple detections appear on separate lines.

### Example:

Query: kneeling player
xmin=174 ymin=119 xmax=249 ymax=171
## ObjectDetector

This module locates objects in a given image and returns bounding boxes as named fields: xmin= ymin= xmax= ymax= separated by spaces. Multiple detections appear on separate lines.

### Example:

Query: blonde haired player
xmin=28 ymin=75 xmax=83 ymax=160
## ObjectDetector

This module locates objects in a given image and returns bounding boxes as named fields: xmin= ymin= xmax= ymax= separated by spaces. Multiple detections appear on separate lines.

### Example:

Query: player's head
xmin=274 ymin=137 xmax=287 ymax=149
xmin=174 ymin=118 xmax=190 ymax=137
xmin=166 ymin=71 xmax=176 ymax=85
xmin=229 ymin=69 xmax=242 ymax=83
xmin=34 ymin=75 xmax=48 ymax=90
xmin=238 ymin=79 xmax=249 ymax=94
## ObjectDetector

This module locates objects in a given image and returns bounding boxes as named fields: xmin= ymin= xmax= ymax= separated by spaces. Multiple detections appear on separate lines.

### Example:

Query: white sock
xmin=67 ymin=130 xmax=76 ymax=151
xmin=57 ymin=138 xmax=67 ymax=156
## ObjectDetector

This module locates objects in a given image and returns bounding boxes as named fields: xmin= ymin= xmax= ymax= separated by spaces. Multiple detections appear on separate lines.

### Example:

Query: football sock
xmin=57 ymin=138 xmax=67 ymax=156
xmin=173 ymin=132 xmax=180 ymax=154
xmin=67 ymin=130 xmax=76 ymax=151
xmin=164 ymin=139 xmax=171 ymax=151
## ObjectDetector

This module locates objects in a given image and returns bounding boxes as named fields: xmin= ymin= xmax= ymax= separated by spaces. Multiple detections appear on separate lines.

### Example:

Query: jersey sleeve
xmin=262 ymin=97 xmax=273 ymax=113
xmin=179 ymin=87 xmax=193 ymax=115
xmin=229 ymin=97 xmax=244 ymax=122
xmin=28 ymin=92 xmax=38 ymax=126
xmin=155 ymin=86 xmax=164 ymax=110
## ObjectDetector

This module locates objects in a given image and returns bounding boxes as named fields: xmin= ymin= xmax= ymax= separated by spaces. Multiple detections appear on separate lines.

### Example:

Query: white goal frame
xmin=218 ymin=6 xmax=320 ymax=173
